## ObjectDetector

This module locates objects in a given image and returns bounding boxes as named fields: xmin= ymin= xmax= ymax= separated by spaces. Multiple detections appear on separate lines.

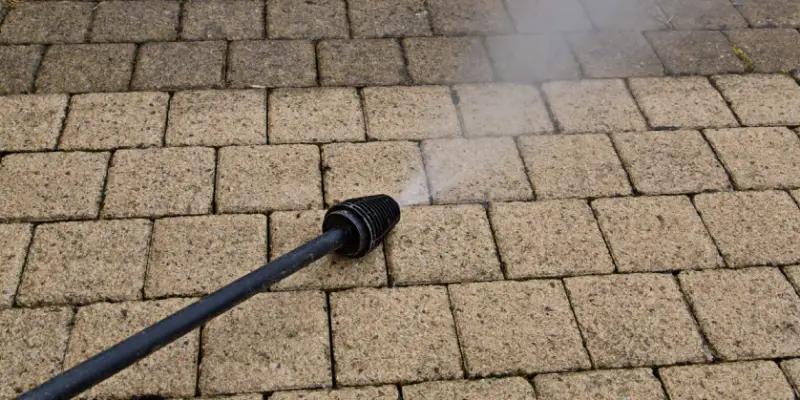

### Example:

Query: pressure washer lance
xmin=18 ymin=194 xmax=401 ymax=400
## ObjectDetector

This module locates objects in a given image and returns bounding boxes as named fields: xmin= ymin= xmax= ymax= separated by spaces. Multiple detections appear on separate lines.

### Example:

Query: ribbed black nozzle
xmin=322 ymin=195 xmax=401 ymax=257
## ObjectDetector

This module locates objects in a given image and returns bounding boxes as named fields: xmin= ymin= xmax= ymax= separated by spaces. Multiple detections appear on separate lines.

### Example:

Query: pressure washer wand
xmin=18 ymin=195 xmax=401 ymax=400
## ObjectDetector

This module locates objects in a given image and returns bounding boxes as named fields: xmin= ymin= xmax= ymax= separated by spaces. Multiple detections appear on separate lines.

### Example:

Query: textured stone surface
xmin=201 ymin=291 xmax=330 ymax=394
xmin=216 ymin=145 xmax=322 ymax=212
xmin=781 ymin=358 xmax=800 ymax=391
xmin=0 ymin=307 xmax=73 ymax=398
xmin=725 ymin=29 xmax=800 ymax=73
xmin=61 ymin=92 xmax=169 ymax=150
xmin=133 ymin=41 xmax=226 ymax=90
xmin=581 ymin=0 xmax=669 ymax=30
xmin=628 ymin=77 xmax=738 ymax=129
xmin=404 ymin=377 xmax=536 ymax=400
xmin=646 ymin=31 xmax=744 ymax=75
xmin=542 ymin=79 xmax=647 ymax=133
xmin=734 ymin=0 xmax=800 ymax=28
xmin=450 ymin=280 xmax=590 ymax=376
xmin=385 ymin=204 xmax=501 ymax=285
xmin=272 ymin=386 xmax=399 ymax=400
xmin=363 ymin=85 xmax=461 ymax=140
xmin=66 ymin=299 xmax=198 ymax=398
xmin=318 ymin=39 xmax=406 ymax=86
xmin=182 ymin=0 xmax=263 ymax=40
xmin=331 ymin=286 xmax=462 ymax=385
xmin=592 ymin=196 xmax=722 ymax=272
xmin=489 ymin=200 xmax=613 ymax=278
xmin=36 ymin=43 xmax=135 ymax=93
xmin=322 ymin=141 xmax=428 ymax=206
xmin=404 ymin=37 xmax=493 ymax=84
xmin=91 ymin=1 xmax=180 ymax=43
xmin=679 ymin=267 xmax=800 ymax=360
xmin=567 ymin=32 xmax=664 ymax=78
xmin=0 ymin=45 xmax=41 ymax=94
xmin=269 ymin=88 xmax=364 ymax=144
xmin=0 ymin=2 xmax=92 ymax=44
xmin=269 ymin=210 xmax=385 ymax=291
xmin=0 ymin=151 xmax=109 ymax=222
xmin=505 ymin=0 xmax=592 ymax=33
xmin=167 ymin=89 xmax=266 ymax=146
xmin=0 ymin=223 xmax=30 ymax=308
xmin=348 ymin=0 xmax=431 ymax=38
xmin=103 ymin=147 xmax=215 ymax=218
xmin=0 ymin=94 xmax=66 ymax=151
xmin=486 ymin=34 xmax=581 ymax=83
xmin=146 ymin=214 xmax=266 ymax=298
xmin=228 ymin=40 xmax=316 ymax=88
xmin=655 ymin=0 xmax=748 ymax=29
xmin=454 ymin=83 xmax=553 ymax=136
xmin=422 ymin=137 xmax=532 ymax=204
xmin=267 ymin=0 xmax=348 ymax=39
xmin=694 ymin=191 xmax=800 ymax=267
xmin=612 ymin=130 xmax=730 ymax=194
xmin=518 ymin=134 xmax=631 ymax=199
xmin=660 ymin=361 xmax=795 ymax=400
xmin=17 ymin=219 xmax=150 ymax=306
xmin=565 ymin=273 xmax=710 ymax=368
xmin=426 ymin=0 xmax=512 ymax=35
xmin=534 ymin=369 xmax=667 ymax=400
xmin=712 ymin=74 xmax=800 ymax=126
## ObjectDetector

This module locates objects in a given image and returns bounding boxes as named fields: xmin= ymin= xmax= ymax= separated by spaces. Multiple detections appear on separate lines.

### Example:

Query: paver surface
xmin=2 ymin=0 xmax=800 ymax=397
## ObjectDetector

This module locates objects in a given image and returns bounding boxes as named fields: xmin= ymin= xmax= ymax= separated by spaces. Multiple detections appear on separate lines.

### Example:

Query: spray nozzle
xmin=322 ymin=194 xmax=401 ymax=257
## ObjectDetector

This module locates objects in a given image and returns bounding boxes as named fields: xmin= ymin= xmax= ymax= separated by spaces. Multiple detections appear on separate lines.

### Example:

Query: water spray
xmin=18 ymin=195 xmax=401 ymax=400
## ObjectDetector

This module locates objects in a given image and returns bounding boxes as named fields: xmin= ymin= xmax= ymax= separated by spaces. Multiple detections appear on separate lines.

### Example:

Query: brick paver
xmin=0 ymin=94 xmax=66 ymax=151
xmin=487 ymin=34 xmax=581 ymax=83
xmin=0 ymin=2 xmax=92 ymax=44
xmin=454 ymin=83 xmax=553 ymax=137
xmin=167 ymin=89 xmax=265 ymax=147
xmin=227 ymin=40 xmax=317 ymax=88
xmin=36 ymin=43 xmax=136 ymax=93
xmin=0 ymin=223 xmax=30 ymax=308
xmin=133 ymin=41 xmax=226 ymax=90
xmin=542 ymin=79 xmax=647 ymax=133
xmin=404 ymin=377 xmax=536 ymax=399
xmin=655 ymin=0 xmax=748 ymax=29
xmin=580 ymin=0 xmax=668 ymax=31
xmin=404 ymin=37 xmax=494 ymax=84
xmin=628 ymin=76 xmax=738 ymax=129
xmin=347 ymin=0 xmax=431 ymax=38
xmin=91 ymin=1 xmax=180 ymax=43
xmin=725 ymin=29 xmax=800 ymax=73
xmin=712 ymin=74 xmax=800 ymax=126
xmin=567 ymin=32 xmax=664 ymax=78
xmin=363 ymin=85 xmax=461 ymax=140
xmin=269 ymin=88 xmax=364 ymax=144
xmin=182 ymin=0 xmax=263 ymax=41
xmin=318 ymin=39 xmax=406 ymax=86
xmin=0 ymin=45 xmax=41 ymax=94
xmin=505 ymin=0 xmax=592 ymax=33
xmin=734 ymin=0 xmax=800 ymax=28
xmin=533 ymin=369 xmax=667 ymax=400
xmin=267 ymin=0 xmax=348 ymax=40
xmin=426 ymin=0 xmax=512 ymax=35
xmin=272 ymin=386 xmax=398 ymax=400
xmin=659 ymin=361 xmax=794 ymax=400
xmin=646 ymin=31 xmax=745 ymax=75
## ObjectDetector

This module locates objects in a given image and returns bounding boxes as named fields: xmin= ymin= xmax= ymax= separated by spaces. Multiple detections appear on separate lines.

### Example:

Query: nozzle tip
xmin=322 ymin=195 xmax=401 ymax=257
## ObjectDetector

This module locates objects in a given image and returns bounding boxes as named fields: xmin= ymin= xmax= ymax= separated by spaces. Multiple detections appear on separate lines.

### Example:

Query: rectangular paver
xmin=318 ymin=39 xmax=407 ymax=86
xmin=0 ymin=94 xmax=67 ymax=151
xmin=133 ymin=41 xmax=226 ymax=90
xmin=725 ymin=29 xmax=800 ymax=73
xmin=487 ymin=34 xmax=581 ymax=83
xmin=363 ymin=85 xmax=461 ymax=140
xmin=0 ymin=2 xmax=92 ymax=44
xmin=734 ymin=0 xmax=800 ymax=28
xmin=347 ymin=0 xmax=431 ymax=38
xmin=17 ymin=219 xmax=150 ymax=306
xmin=581 ymin=0 xmax=669 ymax=30
xmin=426 ymin=0 xmax=513 ymax=35
xmin=567 ymin=32 xmax=664 ymax=78
xmin=505 ymin=0 xmax=592 ymax=33
xmin=228 ymin=40 xmax=316 ymax=88
xmin=629 ymin=76 xmax=738 ymax=129
xmin=0 ymin=151 xmax=109 ymax=222
xmin=660 ymin=361 xmax=794 ymax=400
xmin=534 ymin=369 xmax=667 ymax=400
xmin=0 ymin=223 xmax=30 ymax=308
xmin=542 ymin=79 xmax=647 ymax=133
xmin=404 ymin=377 xmax=536 ymax=400
xmin=269 ymin=88 xmax=364 ymax=144
xmin=36 ymin=43 xmax=135 ymax=93
xmin=0 ymin=45 xmax=42 ymax=94
xmin=167 ymin=89 xmax=266 ymax=147
xmin=267 ymin=0 xmax=348 ymax=39
xmin=404 ymin=37 xmax=494 ymax=84
xmin=91 ymin=1 xmax=180 ymax=43
xmin=61 ymin=92 xmax=169 ymax=150
xmin=679 ymin=267 xmax=800 ymax=360
xmin=454 ymin=83 xmax=553 ymax=136
xmin=489 ymin=200 xmax=613 ymax=278
xmin=646 ymin=31 xmax=744 ymax=75
xmin=272 ymin=386 xmax=398 ymax=400
xmin=565 ymin=273 xmax=710 ymax=368
xmin=182 ymin=0 xmax=263 ymax=40
xmin=655 ymin=0 xmax=748 ymax=29
xmin=712 ymin=74 xmax=800 ymax=126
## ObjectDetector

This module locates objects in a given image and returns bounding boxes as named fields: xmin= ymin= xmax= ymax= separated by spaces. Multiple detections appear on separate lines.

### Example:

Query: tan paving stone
xmin=725 ymin=29 xmax=800 ymax=73
xmin=0 ymin=94 xmax=66 ymax=151
xmin=318 ymin=39 xmax=406 ymax=86
xmin=404 ymin=377 xmax=535 ymax=400
xmin=655 ymin=0 xmax=748 ymax=29
xmin=267 ymin=0 xmax=348 ymax=39
xmin=0 ymin=307 xmax=72 ymax=398
xmin=454 ymin=83 xmax=553 ymax=137
xmin=182 ymin=0 xmax=263 ymax=40
xmin=61 ymin=92 xmax=169 ymax=150
xmin=487 ymin=34 xmax=581 ymax=83
xmin=518 ymin=134 xmax=631 ymax=199
xmin=567 ymin=32 xmax=664 ymax=78
xmin=734 ymin=0 xmax=800 ymax=28
xmin=450 ymin=280 xmax=590 ymax=376
xmin=542 ymin=79 xmax=647 ymax=133
xmin=785 ymin=265 xmax=800 ymax=292
xmin=592 ymin=196 xmax=722 ymax=272
xmin=404 ymin=37 xmax=493 ymax=84
xmin=385 ymin=204 xmax=501 ymax=285
xmin=200 ymin=291 xmax=330 ymax=393
xmin=322 ymin=141 xmax=428 ymax=206
xmin=66 ymin=299 xmax=198 ymax=398
xmin=91 ymin=1 xmax=180 ymax=43
xmin=781 ymin=358 xmax=800 ymax=391
xmin=0 ymin=223 xmax=30 ymax=308
xmin=694 ymin=190 xmax=800 ymax=267
xmin=133 ymin=41 xmax=226 ymax=90
xmin=581 ymin=0 xmax=668 ymax=30
xmin=36 ymin=43 xmax=135 ymax=93
xmin=646 ymin=31 xmax=744 ymax=75
xmin=269 ymin=88 xmax=364 ymax=144
xmin=271 ymin=385 xmax=398 ymax=400
xmin=0 ymin=151 xmax=109 ymax=222
xmin=348 ymin=0 xmax=431 ymax=38
xmin=422 ymin=137 xmax=532 ymax=204
xmin=167 ymin=89 xmax=265 ymax=147
xmin=0 ymin=2 xmax=92 ymax=44
xmin=217 ymin=145 xmax=322 ymax=212
xmin=331 ymin=286 xmax=462 ymax=385
xmin=427 ymin=0 xmax=512 ymax=35
xmin=612 ymin=130 xmax=730 ymax=195
xmin=679 ymin=267 xmax=800 ymax=360
xmin=0 ymin=45 xmax=42 ymax=94
xmin=705 ymin=127 xmax=800 ymax=190
xmin=228 ymin=40 xmax=316 ymax=88
xmin=660 ymin=361 xmax=794 ymax=400
xmin=363 ymin=85 xmax=460 ymax=140
xmin=505 ymin=0 xmax=592 ymax=33
xmin=490 ymin=200 xmax=613 ymax=278
xmin=535 ymin=368 xmax=666 ymax=400
xmin=102 ymin=147 xmax=214 ymax=218
xmin=146 ymin=214 xmax=266 ymax=298
xmin=179 ymin=396 xmax=262 ymax=400
xmin=628 ymin=77 xmax=738 ymax=129
xmin=712 ymin=74 xmax=800 ymax=126
xmin=269 ymin=210 xmax=385 ymax=291
xmin=17 ymin=219 xmax=150 ymax=306
xmin=565 ymin=273 xmax=710 ymax=368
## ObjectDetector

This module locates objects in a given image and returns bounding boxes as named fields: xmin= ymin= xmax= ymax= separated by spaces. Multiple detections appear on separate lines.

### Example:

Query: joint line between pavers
xmin=314 ymin=40 xmax=322 ymax=87
xmin=261 ymin=0 xmax=268 ymax=40
xmin=355 ymin=88 xmax=370 ymax=141
xmin=325 ymin=292 xmax=338 ymax=387
xmin=127 ymin=43 xmax=141 ymax=91
xmin=512 ymin=136 xmax=537 ymax=200
xmin=672 ymin=273 xmax=720 ymax=361
xmin=687 ymin=194 xmax=729 ymax=268
xmin=623 ymin=78 xmax=654 ymax=132
xmin=223 ymin=40 xmax=231 ymax=88
xmin=587 ymin=200 xmax=621 ymax=274
xmin=85 ymin=1 xmax=99 ymax=43
xmin=697 ymin=128 xmax=738 ymax=191
xmin=194 ymin=324 xmax=205 ymax=396
xmin=652 ymin=366 xmax=673 ymax=399
xmin=397 ymin=38 xmax=413 ymax=85
xmin=415 ymin=141 xmax=435 ymax=205
xmin=176 ymin=0 xmax=186 ymax=39
xmin=778 ymin=265 xmax=800 ymax=301
xmin=31 ymin=44 xmax=52 ymax=93
xmin=95 ymin=149 xmax=114 ymax=218
xmin=396 ymin=383 xmax=404 ymax=400
xmin=536 ymin=83 xmax=564 ymax=134
xmin=560 ymin=279 xmax=597 ymax=368
xmin=342 ymin=0 xmax=354 ymax=39
xmin=140 ymin=218 xmax=157 ymax=300
xmin=479 ymin=36 xmax=500 ymax=82
xmin=707 ymin=76 xmax=745 ymax=127
xmin=605 ymin=131 xmax=639 ymax=195
xmin=53 ymin=94 xmax=73 ymax=150
xmin=482 ymin=203 xmax=508 ymax=280
xmin=161 ymin=91 xmax=174 ymax=147
xmin=419 ymin=0 xmax=436 ymax=36
xmin=445 ymin=285 xmax=470 ymax=378
xmin=10 ymin=223 xmax=36 ymax=307
xmin=211 ymin=147 xmax=220 ymax=214
xmin=58 ymin=306 xmax=79 ymax=373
